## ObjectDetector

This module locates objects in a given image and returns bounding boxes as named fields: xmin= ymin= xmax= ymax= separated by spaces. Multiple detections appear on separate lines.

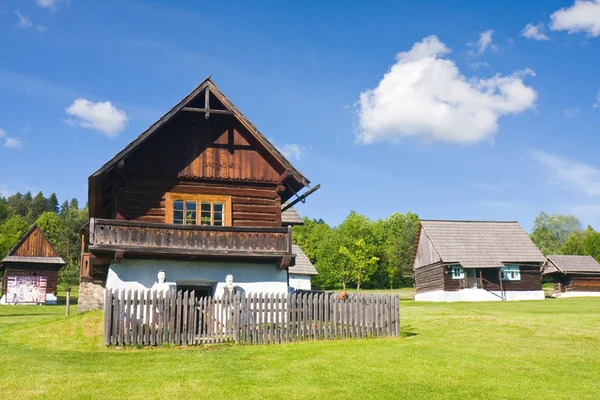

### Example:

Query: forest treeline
xmin=0 ymin=191 xmax=87 ymax=285
xmin=1 ymin=191 xmax=600 ymax=289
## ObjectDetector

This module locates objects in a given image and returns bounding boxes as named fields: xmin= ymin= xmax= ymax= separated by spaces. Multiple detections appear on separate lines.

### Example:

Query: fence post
xmin=103 ymin=288 xmax=111 ymax=345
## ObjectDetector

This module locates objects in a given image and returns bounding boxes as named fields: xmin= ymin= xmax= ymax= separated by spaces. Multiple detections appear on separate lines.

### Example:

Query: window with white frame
xmin=501 ymin=265 xmax=521 ymax=281
xmin=451 ymin=265 xmax=465 ymax=280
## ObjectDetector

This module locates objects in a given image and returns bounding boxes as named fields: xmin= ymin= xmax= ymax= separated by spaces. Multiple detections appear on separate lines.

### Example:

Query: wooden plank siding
xmin=115 ymin=178 xmax=282 ymax=227
xmin=413 ymin=227 xmax=442 ymax=269
xmin=552 ymin=275 xmax=600 ymax=293
xmin=10 ymin=226 xmax=59 ymax=258
xmin=414 ymin=262 xmax=444 ymax=294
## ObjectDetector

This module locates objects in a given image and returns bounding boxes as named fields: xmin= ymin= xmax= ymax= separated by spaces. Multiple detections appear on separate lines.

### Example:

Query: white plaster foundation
xmin=106 ymin=259 xmax=288 ymax=296
xmin=288 ymin=274 xmax=312 ymax=291
xmin=552 ymin=291 xmax=600 ymax=298
xmin=415 ymin=289 xmax=545 ymax=302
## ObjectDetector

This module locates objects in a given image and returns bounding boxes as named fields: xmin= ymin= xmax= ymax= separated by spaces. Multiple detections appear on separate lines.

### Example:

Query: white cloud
xmin=4 ymin=137 xmax=23 ymax=149
xmin=356 ymin=35 xmax=537 ymax=145
xmin=36 ymin=0 xmax=70 ymax=11
xmin=521 ymin=23 xmax=550 ymax=40
xmin=594 ymin=89 xmax=600 ymax=107
xmin=281 ymin=144 xmax=306 ymax=161
xmin=550 ymin=0 xmax=600 ymax=37
xmin=565 ymin=107 xmax=580 ymax=117
xmin=36 ymin=0 xmax=57 ymax=8
xmin=0 ymin=129 xmax=23 ymax=149
xmin=532 ymin=150 xmax=600 ymax=197
xmin=468 ymin=30 xmax=499 ymax=55
xmin=65 ymin=98 xmax=128 ymax=137
xmin=15 ymin=10 xmax=47 ymax=33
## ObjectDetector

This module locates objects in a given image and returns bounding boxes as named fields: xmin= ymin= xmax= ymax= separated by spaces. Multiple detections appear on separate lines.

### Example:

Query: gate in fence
xmin=103 ymin=289 xmax=400 ymax=346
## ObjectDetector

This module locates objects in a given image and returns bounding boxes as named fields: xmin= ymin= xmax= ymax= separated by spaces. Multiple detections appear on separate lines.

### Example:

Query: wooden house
xmin=1 ymin=224 xmax=65 ymax=305
xmin=413 ymin=220 xmax=545 ymax=301
xmin=542 ymin=255 xmax=600 ymax=297
xmin=78 ymin=77 xmax=317 ymax=311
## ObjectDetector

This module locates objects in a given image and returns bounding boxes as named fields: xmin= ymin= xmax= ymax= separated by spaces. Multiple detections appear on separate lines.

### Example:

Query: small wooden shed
xmin=542 ymin=255 xmax=600 ymax=297
xmin=0 ymin=224 xmax=65 ymax=305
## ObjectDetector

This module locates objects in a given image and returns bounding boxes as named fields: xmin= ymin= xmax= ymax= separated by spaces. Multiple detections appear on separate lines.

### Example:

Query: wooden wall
xmin=122 ymin=115 xmax=282 ymax=182
xmin=553 ymin=275 xmax=600 ymax=293
xmin=1 ymin=266 xmax=59 ymax=295
xmin=414 ymin=228 xmax=441 ymax=269
xmin=116 ymin=178 xmax=281 ymax=227
xmin=11 ymin=226 xmax=59 ymax=258
xmin=443 ymin=266 xmax=461 ymax=291
xmin=101 ymin=111 xmax=287 ymax=227
xmin=441 ymin=266 xmax=543 ymax=291
xmin=415 ymin=262 xmax=444 ymax=294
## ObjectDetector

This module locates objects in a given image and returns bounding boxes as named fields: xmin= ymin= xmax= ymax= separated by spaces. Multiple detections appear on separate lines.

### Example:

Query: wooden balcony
xmin=88 ymin=218 xmax=295 ymax=267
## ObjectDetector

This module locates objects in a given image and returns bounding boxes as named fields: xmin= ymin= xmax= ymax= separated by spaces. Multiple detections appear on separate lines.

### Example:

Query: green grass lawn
xmin=1 ymin=289 xmax=599 ymax=399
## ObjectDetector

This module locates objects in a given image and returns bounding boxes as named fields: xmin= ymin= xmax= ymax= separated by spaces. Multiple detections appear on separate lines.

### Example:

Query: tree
xmin=382 ymin=212 xmax=419 ymax=288
xmin=36 ymin=212 xmax=61 ymax=245
xmin=7 ymin=192 xmax=29 ymax=218
xmin=339 ymin=238 xmax=379 ymax=291
xmin=562 ymin=226 xmax=600 ymax=262
xmin=0 ymin=197 xmax=10 ymax=224
xmin=29 ymin=191 xmax=48 ymax=223
xmin=47 ymin=193 xmax=59 ymax=213
xmin=531 ymin=211 xmax=581 ymax=255
xmin=0 ymin=215 xmax=29 ymax=259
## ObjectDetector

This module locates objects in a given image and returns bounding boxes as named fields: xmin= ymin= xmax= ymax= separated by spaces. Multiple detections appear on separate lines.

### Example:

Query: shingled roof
xmin=418 ymin=220 xmax=545 ymax=269
xmin=282 ymin=206 xmax=303 ymax=226
xmin=543 ymin=255 xmax=600 ymax=275
xmin=289 ymin=245 xmax=317 ymax=276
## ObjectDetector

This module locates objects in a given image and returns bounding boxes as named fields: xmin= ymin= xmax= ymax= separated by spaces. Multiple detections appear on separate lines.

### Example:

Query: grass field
xmin=1 ymin=289 xmax=599 ymax=399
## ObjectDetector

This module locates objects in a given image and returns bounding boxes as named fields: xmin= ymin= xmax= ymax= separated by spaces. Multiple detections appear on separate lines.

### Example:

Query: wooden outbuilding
xmin=0 ymin=224 xmax=65 ymax=305
xmin=542 ymin=255 xmax=600 ymax=297
xmin=413 ymin=220 xmax=545 ymax=302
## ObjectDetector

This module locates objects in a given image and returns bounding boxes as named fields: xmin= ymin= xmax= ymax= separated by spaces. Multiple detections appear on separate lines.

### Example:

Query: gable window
xmin=501 ymin=265 xmax=521 ymax=281
xmin=451 ymin=265 xmax=464 ymax=280
xmin=166 ymin=193 xmax=232 ymax=226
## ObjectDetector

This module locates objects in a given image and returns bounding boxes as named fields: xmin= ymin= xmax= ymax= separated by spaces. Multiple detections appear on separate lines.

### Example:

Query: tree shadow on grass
xmin=400 ymin=325 xmax=418 ymax=338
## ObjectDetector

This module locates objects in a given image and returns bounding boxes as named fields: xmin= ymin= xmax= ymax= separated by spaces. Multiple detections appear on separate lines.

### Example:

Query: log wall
xmin=415 ymin=263 xmax=444 ymax=294
xmin=116 ymin=178 xmax=281 ymax=227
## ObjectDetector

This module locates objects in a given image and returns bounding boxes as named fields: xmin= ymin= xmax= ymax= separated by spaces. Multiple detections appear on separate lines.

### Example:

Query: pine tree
xmin=29 ymin=191 xmax=48 ymax=223
xmin=47 ymin=193 xmax=59 ymax=213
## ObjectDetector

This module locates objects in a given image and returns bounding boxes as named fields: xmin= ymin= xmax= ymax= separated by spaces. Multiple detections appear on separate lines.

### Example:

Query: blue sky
xmin=1 ymin=0 xmax=600 ymax=231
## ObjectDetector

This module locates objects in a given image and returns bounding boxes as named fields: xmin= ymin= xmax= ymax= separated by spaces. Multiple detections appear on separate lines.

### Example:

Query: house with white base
xmin=78 ymin=77 xmax=318 ymax=311
xmin=413 ymin=220 xmax=545 ymax=302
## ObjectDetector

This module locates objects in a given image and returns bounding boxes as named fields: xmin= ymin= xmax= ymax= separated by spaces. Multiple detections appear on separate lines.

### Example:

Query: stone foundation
xmin=78 ymin=280 xmax=105 ymax=311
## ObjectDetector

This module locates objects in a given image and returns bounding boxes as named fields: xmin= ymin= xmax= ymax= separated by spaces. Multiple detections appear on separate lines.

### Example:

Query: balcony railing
xmin=88 ymin=218 xmax=294 ymax=266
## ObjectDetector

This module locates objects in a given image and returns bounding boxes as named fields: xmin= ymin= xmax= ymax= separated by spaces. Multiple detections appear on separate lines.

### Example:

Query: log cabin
xmin=78 ymin=77 xmax=317 ymax=311
xmin=1 ymin=224 xmax=65 ymax=305
xmin=542 ymin=255 xmax=600 ymax=298
xmin=413 ymin=220 xmax=545 ymax=302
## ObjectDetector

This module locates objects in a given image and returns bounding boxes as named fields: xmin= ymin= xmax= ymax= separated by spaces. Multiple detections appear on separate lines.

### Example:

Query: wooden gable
xmin=8 ymin=224 xmax=60 ymax=258
xmin=121 ymin=106 xmax=282 ymax=182
xmin=89 ymin=77 xmax=312 ymax=219
xmin=413 ymin=226 xmax=442 ymax=269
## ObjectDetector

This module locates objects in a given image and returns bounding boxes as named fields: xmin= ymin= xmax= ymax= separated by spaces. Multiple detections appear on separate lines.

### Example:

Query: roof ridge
xmin=420 ymin=219 xmax=519 ymax=223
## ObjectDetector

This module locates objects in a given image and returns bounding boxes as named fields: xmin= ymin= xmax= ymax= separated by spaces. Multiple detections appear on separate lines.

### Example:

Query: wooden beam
xmin=182 ymin=107 xmax=233 ymax=115
xmin=114 ymin=250 xmax=124 ymax=264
